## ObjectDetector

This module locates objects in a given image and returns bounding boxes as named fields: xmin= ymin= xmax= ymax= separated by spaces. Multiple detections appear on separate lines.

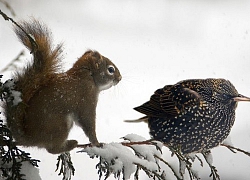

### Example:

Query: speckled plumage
xmin=134 ymin=78 xmax=250 ymax=154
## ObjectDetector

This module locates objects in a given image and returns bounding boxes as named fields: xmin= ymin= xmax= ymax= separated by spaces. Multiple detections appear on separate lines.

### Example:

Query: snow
xmin=222 ymin=136 xmax=234 ymax=146
xmin=123 ymin=134 xmax=147 ymax=142
xmin=10 ymin=90 xmax=22 ymax=106
xmin=179 ymin=160 xmax=186 ymax=176
xmin=123 ymin=134 xmax=163 ymax=163
xmin=0 ymin=159 xmax=41 ymax=180
xmin=3 ymin=80 xmax=22 ymax=106
xmin=83 ymin=134 xmax=162 ymax=179
xmin=85 ymin=143 xmax=136 ymax=179
xmin=1 ymin=0 xmax=250 ymax=179
xmin=204 ymin=152 xmax=213 ymax=166
xmin=20 ymin=161 xmax=41 ymax=180
xmin=190 ymin=168 xmax=200 ymax=180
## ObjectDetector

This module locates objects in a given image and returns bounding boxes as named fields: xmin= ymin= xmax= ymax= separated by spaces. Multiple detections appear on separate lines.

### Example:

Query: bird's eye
xmin=222 ymin=94 xmax=232 ymax=100
xmin=107 ymin=65 xmax=115 ymax=75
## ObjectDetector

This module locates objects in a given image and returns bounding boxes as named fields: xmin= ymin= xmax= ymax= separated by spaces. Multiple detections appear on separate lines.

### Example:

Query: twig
xmin=0 ymin=9 xmax=38 ymax=53
xmin=220 ymin=143 xmax=250 ymax=157
xmin=77 ymin=140 xmax=155 ymax=149
xmin=155 ymin=155 xmax=182 ymax=180
xmin=76 ymin=143 xmax=92 ymax=149
xmin=122 ymin=139 xmax=154 ymax=146
xmin=134 ymin=162 xmax=165 ymax=180
xmin=195 ymin=154 xmax=203 ymax=167
xmin=0 ymin=50 xmax=25 ymax=73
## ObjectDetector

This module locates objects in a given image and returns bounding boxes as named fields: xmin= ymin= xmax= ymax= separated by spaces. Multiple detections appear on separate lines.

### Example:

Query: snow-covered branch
xmin=79 ymin=134 xmax=164 ymax=180
xmin=76 ymin=135 xmax=250 ymax=180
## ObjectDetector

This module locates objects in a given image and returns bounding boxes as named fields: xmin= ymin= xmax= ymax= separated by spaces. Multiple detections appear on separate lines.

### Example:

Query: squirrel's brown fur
xmin=4 ymin=19 xmax=122 ymax=154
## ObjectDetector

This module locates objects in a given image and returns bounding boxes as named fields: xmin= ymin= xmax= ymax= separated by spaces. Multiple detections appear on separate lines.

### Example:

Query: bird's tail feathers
xmin=124 ymin=116 xmax=148 ymax=123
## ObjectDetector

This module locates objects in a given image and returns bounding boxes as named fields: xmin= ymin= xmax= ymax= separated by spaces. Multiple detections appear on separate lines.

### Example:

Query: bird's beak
xmin=233 ymin=94 xmax=250 ymax=102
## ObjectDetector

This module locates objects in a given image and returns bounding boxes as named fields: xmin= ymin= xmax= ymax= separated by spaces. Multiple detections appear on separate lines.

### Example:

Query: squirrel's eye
xmin=107 ymin=65 xmax=115 ymax=75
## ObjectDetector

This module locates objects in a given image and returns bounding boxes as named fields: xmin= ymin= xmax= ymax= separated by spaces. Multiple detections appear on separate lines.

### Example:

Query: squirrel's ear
xmin=91 ymin=51 xmax=103 ymax=70
xmin=82 ymin=50 xmax=103 ymax=70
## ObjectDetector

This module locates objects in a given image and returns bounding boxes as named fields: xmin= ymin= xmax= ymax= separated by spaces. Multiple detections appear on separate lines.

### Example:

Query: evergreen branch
xmin=55 ymin=152 xmax=75 ymax=180
xmin=0 ymin=119 xmax=40 ymax=180
xmin=155 ymin=155 xmax=182 ymax=180
xmin=168 ymin=147 xmax=200 ymax=180
xmin=133 ymin=162 xmax=166 ymax=180
xmin=202 ymin=151 xmax=220 ymax=180
xmin=1 ymin=76 xmax=40 ymax=180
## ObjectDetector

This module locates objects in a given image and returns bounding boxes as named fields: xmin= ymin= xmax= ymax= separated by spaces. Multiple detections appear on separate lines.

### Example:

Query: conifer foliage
xmin=0 ymin=75 xmax=40 ymax=180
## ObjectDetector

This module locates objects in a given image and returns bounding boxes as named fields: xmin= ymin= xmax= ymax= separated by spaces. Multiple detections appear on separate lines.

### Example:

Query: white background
xmin=1 ymin=0 xmax=250 ymax=179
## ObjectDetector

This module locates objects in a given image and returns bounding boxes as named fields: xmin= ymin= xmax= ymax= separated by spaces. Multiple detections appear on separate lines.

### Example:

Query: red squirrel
xmin=3 ymin=19 xmax=122 ymax=154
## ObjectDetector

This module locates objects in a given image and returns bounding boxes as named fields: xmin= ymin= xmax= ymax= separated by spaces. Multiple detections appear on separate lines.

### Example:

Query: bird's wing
xmin=134 ymin=84 xmax=202 ymax=118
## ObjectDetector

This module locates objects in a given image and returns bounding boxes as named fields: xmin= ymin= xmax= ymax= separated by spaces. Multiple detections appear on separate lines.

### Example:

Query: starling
xmin=133 ymin=78 xmax=250 ymax=154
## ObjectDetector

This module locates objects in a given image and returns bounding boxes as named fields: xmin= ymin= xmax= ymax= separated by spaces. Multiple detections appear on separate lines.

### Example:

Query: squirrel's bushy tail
xmin=14 ymin=19 xmax=62 ymax=103
xmin=4 ymin=19 xmax=63 ymax=142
